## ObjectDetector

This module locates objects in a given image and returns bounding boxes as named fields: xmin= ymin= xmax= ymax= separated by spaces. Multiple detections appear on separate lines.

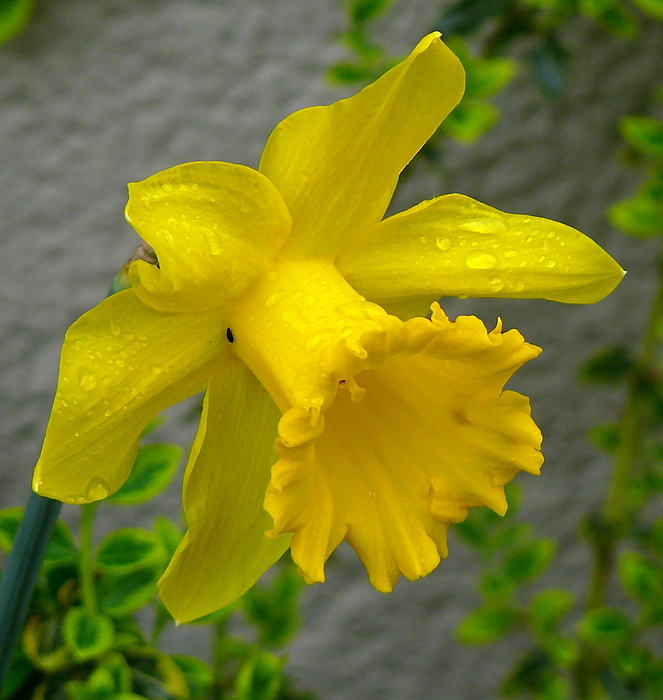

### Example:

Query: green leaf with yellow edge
xmin=100 ymin=652 xmax=133 ymax=694
xmin=0 ymin=0 xmax=33 ymax=45
xmin=630 ymin=0 xmax=663 ymax=19
xmin=97 ymin=565 xmax=161 ymax=616
xmin=577 ymin=607 xmax=632 ymax=647
xmin=97 ymin=528 xmax=166 ymax=572
xmin=0 ymin=507 xmax=76 ymax=563
xmin=457 ymin=604 xmax=521 ymax=644
xmin=124 ymin=648 xmax=190 ymax=700
xmin=502 ymin=539 xmax=556 ymax=584
xmin=609 ymin=196 xmax=663 ymax=237
xmin=63 ymin=608 xmax=115 ymax=662
xmin=442 ymin=98 xmax=498 ymax=143
xmin=621 ymin=116 xmax=663 ymax=158
xmin=172 ymin=655 xmax=213 ymax=700
xmin=235 ymin=652 xmax=284 ymax=700
xmin=107 ymin=443 xmax=181 ymax=505
xmin=580 ymin=0 xmax=638 ymax=37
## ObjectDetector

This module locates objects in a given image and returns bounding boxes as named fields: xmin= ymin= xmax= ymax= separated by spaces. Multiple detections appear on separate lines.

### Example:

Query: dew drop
xmin=110 ymin=322 xmax=121 ymax=337
xmin=514 ymin=281 xmax=525 ymax=292
xmin=488 ymin=278 xmax=504 ymax=292
xmin=435 ymin=237 xmax=451 ymax=251
xmin=115 ymin=359 xmax=125 ymax=368
xmin=79 ymin=374 xmax=97 ymax=392
xmin=152 ymin=366 xmax=162 ymax=375
xmin=466 ymin=252 xmax=497 ymax=269
xmin=547 ymin=259 xmax=556 ymax=268
xmin=60 ymin=399 xmax=69 ymax=407
xmin=458 ymin=218 xmax=506 ymax=235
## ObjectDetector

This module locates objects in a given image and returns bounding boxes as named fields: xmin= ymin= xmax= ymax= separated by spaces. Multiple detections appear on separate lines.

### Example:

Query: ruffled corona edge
xmin=265 ymin=303 xmax=544 ymax=592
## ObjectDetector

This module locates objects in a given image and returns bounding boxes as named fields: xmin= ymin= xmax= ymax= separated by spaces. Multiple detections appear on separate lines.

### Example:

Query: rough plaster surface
xmin=1 ymin=1 xmax=662 ymax=698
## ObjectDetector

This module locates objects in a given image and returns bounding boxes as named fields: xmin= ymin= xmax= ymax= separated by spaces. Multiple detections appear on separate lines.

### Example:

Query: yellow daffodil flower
xmin=32 ymin=33 xmax=623 ymax=623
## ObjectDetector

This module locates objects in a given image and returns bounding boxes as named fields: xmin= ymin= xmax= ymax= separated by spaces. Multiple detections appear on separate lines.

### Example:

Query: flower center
xmin=228 ymin=259 xmax=387 ymax=413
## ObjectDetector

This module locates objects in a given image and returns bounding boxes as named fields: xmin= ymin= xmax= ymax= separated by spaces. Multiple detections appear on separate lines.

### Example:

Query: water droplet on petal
xmin=458 ymin=218 xmax=506 ymax=235
xmin=79 ymin=374 xmax=97 ymax=392
xmin=488 ymin=278 xmax=504 ymax=292
xmin=547 ymin=259 xmax=556 ymax=268
xmin=466 ymin=252 xmax=497 ymax=269
xmin=514 ymin=281 xmax=525 ymax=292
xmin=85 ymin=476 xmax=109 ymax=501
xmin=435 ymin=237 xmax=451 ymax=251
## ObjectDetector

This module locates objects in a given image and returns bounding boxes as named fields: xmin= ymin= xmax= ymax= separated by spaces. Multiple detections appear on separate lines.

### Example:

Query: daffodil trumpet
xmin=31 ymin=33 xmax=623 ymax=623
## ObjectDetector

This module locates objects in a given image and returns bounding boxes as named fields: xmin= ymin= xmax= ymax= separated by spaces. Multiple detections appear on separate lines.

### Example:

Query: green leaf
xmin=529 ymin=590 xmax=575 ymax=634
xmin=457 ymin=604 xmax=521 ymax=644
xmin=0 ymin=652 xmax=35 ymax=700
xmin=154 ymin=516 xmax=183 ymax=560
xmin=348 ymin=0 xmax=395 ymax=24
xmin=580 ymin=0 xmax=638 ymax=37
xmin=0 ymin=0 xmax=33 ymax=45
xmin=107 ymin=443 xmax=181 ymax=505
xmin=577 ymin=607 xmax=632 ymax=647
xmin=621 ymin=116 xmax=663 ymax=158
xmin=578 ymin=346 xmax=634 ymax=384
xmin=438 ymin=0 xmax=509 ymax=36
xmin=526 ymin=34 xmax=569 ymax=98
xmin=99 ymin=653 xmax=132 ymax=694
xmin=97 ymin=528 xmax=166 ymax=572
xmin=444 ymin=37 xmax=515 ymax=99
xmin=502 ymin=539 xmax=556 ymax=584
xmin=242 ymin=561 xmax=305 ymax=647
xmin=98 ymin=566 xmax=161 ymax=616
xmin=172 ymin=655 xmax=213 ymax=699
xmin=587 ymin=423 xmax=620 ymax=453
xmin=609 ymin=195 xmax=663 ymax=237
xmin=618 ymin=551 xmax=663 ymax=604
xmin=501 ymin=649 xmax=565 ymax=698
xmin=630 ymin=0 xmax=663 ymax=20
xmin=327 ymin=61 xmax=375 ymax=86
xmin=235 ymin=652 xmax=284 ymax=700
xmin=442 ymin=98 xmax=499 ymax=143
xmin=0 ymin=508 xmax=76 ymax=563
xmin=478 ymin=570 xmax=514 ymax=600
xmin=62 ymin=608 xmax=115 ymax=661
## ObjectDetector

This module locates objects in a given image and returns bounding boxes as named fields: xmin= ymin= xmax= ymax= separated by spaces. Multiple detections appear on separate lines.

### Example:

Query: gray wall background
xmin=1 ymin=1 xmax=662 ymax=698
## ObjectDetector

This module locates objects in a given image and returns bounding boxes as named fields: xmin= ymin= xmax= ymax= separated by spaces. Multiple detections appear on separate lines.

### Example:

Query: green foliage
xmin=107 ymin=444 xmax=181 ymax=506
xmin=235 ymin=652 xmax=285 ymax=700
xmin=457 ymin=604 xmax=521 ymax=643
xmin=502 ymin=539 xmax=556 ymax=584
xmin=62 ymin=608 xmax=115 ymax=661
xmin=587 ymin=423 xmax=620 ymax=453
xmin=97 ymin=529 xmax=167 ymax=572
xmin=0 ymin=430 xmax=314 ymax=700
xmin=0 ymin=0 xmax=34 ymax=45
xmin=578 ymin=346 xmax=635 ymax=384
xmin=577 ymin=607 xmax=632 ymax=648
xmin=609 ymin=195 xmax=663 ymax=237
xmin=631 ymin=0 xmax=663 ymax=18
xmin=622 ymin=116 xmax=663 ymax=158
xmin=579 ymin=0 xmax=638 ymax=36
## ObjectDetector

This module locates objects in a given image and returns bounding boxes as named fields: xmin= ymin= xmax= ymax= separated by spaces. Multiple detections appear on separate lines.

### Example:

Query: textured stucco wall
xmin=1 ymin=1 xmax=662 ymax=698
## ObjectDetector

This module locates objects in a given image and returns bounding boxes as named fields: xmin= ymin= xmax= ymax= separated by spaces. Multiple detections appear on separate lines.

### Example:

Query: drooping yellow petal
xmin=337 ymin=194 xmax=625 ymax=319
xmin=259 ymin=33 xmax=464 ymax=257
xmin=266 ymin=305 xmax=542 ymax=590
xmin=126 ymin=161 xmax=292 ymax=313
xmin=159 ymin=358 xmax=291 ymax=623
xmin=33 ymin=290 xmax=226 ymax=504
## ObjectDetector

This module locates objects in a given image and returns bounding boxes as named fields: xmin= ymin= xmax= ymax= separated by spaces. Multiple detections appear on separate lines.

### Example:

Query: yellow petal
xmin=158 ymin=358 xmax=291 ymax=623
xmin=267 ymin=304 xmax=542 ymax=590
xmin=126 ymin=161 xmax=292 ymax=313
xmin=33 ymin=290 xmax=226 ymax=503
xmin=259 ymin=33 xmax=464 ymax=257
xmin=337 ymin=194 xmax=625 ymax=318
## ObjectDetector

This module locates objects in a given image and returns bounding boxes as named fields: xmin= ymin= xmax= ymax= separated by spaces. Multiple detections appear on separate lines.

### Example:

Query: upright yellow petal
xmin=33 ymin=290 xmax=226 ymax=503
xmin=337 ymin=194 xmax=625 ymax=319
xmin=159 ymin=358 xmax=291 ymax=623
xmin=126 ymin=161 xmax=292 ymax=313
xmin=259 ymin=33 xmax=464 ymax=257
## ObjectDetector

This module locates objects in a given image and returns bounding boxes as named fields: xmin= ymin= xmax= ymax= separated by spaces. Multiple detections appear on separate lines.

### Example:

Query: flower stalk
xmin=0 ymin=493 xmax=62 ymax=692
xmin=79 ymin=502 xmax=98 ymax=614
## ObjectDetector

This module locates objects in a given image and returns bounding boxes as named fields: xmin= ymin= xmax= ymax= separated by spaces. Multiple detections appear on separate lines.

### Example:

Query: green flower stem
xmin=79 ymin=502 xmax=98 ymax=614
xmin=0 ymin=492 xmax=62 ymax=693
